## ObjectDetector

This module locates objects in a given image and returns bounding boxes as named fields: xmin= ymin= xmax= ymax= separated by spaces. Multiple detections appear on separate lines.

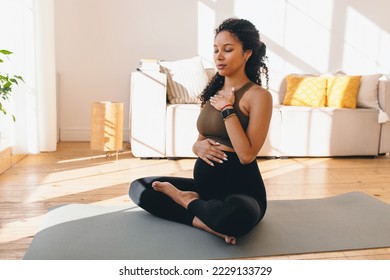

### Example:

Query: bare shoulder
xmin=240 ymin=84 xmax=272 ymax=115
xmin=244 ymin=84 xmax=272 ymax=105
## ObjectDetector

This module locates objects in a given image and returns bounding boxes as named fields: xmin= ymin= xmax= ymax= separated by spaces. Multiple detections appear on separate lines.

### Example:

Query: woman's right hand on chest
xmin=193 ymin=138 xmax=228 ymax=166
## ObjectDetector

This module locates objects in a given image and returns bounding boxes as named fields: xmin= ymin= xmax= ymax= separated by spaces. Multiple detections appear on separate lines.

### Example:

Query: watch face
xmin=222 ymin=108 xmax=235 ymax=119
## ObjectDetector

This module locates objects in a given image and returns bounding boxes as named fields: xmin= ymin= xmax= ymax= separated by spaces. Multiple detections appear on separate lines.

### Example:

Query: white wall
xmin=55 ymin=0 xmax=390 ymax=141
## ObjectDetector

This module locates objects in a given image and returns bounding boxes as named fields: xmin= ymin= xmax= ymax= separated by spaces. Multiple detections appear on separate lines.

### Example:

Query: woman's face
xmin=213 ymin=31 xmax=251 ymax=77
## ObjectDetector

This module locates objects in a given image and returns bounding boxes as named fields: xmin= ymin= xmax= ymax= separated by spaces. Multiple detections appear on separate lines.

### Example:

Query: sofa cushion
xmin=279 ymin=106 xmax=381 ymax=156
xmin=160 ymin=56 xmax=209 ymax=104
xmin=283 ymin=75 xmax=327 ymax=107
xmin=326 ymin=75 xmax=361 ymax=108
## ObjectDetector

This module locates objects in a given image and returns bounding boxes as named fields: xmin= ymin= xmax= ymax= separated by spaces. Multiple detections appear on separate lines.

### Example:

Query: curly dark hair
xmin=199 ymin=18 xmax=269 ymax=106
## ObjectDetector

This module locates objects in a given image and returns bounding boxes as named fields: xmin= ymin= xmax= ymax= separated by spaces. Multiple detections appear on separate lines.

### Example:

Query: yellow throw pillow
xmin=326 ymin=76 xmax=361 ymax=108
xmin=283 ymin=75 xmax=327 ymax=107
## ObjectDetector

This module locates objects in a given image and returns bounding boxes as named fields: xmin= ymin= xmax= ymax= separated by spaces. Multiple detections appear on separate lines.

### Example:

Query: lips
xmin=217 ymin=64 xmax=226 ymax=70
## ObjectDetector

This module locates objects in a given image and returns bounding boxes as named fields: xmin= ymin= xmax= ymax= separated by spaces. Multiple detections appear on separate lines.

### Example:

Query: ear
xmin=244 ymin=50 xmax=252 ymax=61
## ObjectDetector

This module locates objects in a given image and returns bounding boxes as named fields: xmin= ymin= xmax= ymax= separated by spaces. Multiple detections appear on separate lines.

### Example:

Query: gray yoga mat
xmin=24 ymin=192 xmax=390 ymax=260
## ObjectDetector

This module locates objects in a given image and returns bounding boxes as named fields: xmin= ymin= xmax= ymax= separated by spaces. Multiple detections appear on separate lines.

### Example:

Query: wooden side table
xmin=90 ymin=101 xmax=123 ymax=160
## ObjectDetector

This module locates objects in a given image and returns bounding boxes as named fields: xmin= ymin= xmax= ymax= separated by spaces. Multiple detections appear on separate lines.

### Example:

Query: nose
xmin=215 ymin=51 xmax=223 ymax=61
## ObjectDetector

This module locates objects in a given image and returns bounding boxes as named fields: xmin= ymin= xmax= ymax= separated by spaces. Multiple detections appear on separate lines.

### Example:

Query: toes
xmin=152 ymin=181 xmax=171 ymax=188
xmin=225 ymin=236 xmax=236 ymax=245
xmin=190 ymin=191 xmax=200 ymax=199
xmin=152 ymin=181 xmax=167 ymax=190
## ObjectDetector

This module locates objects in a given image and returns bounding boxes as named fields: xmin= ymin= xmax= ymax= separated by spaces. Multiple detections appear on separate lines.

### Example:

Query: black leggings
xmin=129 ymin=152 xmax=267 ymax=237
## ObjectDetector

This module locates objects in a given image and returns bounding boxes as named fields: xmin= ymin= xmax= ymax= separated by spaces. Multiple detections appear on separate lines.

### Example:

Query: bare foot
xmin=193 ymin=217 xmax=236 ymax=245
xmin=224 ymin=236 xmax=236 ymax=245
xmin=152 ymin=181 xmax=199 ymax=209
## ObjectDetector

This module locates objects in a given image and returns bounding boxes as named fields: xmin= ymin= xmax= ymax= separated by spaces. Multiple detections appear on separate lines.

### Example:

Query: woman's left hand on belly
xmin=193 ymin=138 xmax=228 ymax=166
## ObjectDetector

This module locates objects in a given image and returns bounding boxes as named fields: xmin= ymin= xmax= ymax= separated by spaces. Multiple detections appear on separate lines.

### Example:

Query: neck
xmin=223 ymin=73 xmax=249 ymax=89
xmin=223 ymin=76 xmax=250 ymax=91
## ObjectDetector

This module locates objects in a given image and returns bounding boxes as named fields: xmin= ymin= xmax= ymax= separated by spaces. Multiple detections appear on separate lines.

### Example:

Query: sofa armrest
xmin=130 ymin=71 xmax=167 ymax=157
xmin=378 ymin=79 xmax=390 ymax=154
xmin=378 ymin=80 xmax=390 ymax=117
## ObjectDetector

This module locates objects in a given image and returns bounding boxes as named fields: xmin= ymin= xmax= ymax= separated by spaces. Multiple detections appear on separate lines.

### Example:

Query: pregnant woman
xmin=129 ymin=18 xmax=272 ymax=245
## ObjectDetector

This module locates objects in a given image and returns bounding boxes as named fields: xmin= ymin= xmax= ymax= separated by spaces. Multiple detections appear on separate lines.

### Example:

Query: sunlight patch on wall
xmin=287 ymin=0 xmax=334 ymax=29
xmin=264 ymin=48 xmax=290 ymax=94
xmin=197 ymin=1 xmax=216 ymax=63
xmin=344 ymin=7 xmax=390 ymax=73
xmin=378 ymin=30 xmax=390 ymax=73
xmin=234 ymin=0 xmax=333 ymax=74
xmin=284 ymin=2 xmax=332 ymax=73
xmin=234 ymin=0 xmax=287 ymax=47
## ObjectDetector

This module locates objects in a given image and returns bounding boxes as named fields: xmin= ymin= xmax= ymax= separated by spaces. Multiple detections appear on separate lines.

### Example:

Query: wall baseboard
xmin=60 ymin=128 xmax=130 ymax=142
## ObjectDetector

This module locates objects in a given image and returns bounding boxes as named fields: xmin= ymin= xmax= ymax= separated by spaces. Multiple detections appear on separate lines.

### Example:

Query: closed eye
xmin=214 ymin=48 xmax=234 ymax=53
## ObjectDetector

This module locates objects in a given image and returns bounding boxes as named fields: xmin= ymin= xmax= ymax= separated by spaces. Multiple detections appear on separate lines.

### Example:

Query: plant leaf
xmin=4 ymin=81 xmax=11 ymax=88
xmin=14 ymin=75 xmax=24 ymax=82
xmin=10 ymin=78 xmax=18 ymax=85
xmin=0 ymin=50 xmax=13 ymax=55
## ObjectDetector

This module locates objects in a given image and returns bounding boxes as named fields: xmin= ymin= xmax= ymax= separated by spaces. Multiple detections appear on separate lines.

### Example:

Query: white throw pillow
xmin=356 ymin=74 xmax=389 ymax=123
xmin=357 ymin=74 xmax=382 ymax=109
xmin=160 ymin=56 xmax=209 ymax=104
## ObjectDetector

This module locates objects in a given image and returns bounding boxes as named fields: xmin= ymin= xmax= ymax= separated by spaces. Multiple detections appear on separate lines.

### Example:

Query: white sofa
xmin=129 ymin=58 xmax=390 ymax=158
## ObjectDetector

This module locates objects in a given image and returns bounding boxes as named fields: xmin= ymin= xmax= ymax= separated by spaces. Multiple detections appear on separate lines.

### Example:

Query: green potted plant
xmin=0 ymin=49 xmax=23 ymax=144
xmin=0 ymin=49 xmax=24 ymax=122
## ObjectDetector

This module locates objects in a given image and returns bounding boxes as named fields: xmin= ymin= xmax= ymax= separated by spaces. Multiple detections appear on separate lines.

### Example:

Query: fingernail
xmin=219 ymin=160 xmax=223 ymax=163
xmin=223 ymin=157 xmax=228 ymax=161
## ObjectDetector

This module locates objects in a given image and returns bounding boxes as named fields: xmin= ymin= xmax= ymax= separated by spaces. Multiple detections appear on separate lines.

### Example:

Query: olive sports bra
xmin=197 ymin=82 xmax=255 ymax=148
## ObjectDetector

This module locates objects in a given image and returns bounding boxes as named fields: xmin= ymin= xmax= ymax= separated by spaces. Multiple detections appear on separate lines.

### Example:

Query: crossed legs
xmin=151 ymin=181 xmax=237 ymax=245
xmin=129 ymin=176 xmax=262 ymax=245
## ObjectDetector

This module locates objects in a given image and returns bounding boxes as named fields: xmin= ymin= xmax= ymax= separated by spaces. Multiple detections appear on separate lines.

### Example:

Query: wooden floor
xmin=1 ymin=142 xmax=390 ymax=260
